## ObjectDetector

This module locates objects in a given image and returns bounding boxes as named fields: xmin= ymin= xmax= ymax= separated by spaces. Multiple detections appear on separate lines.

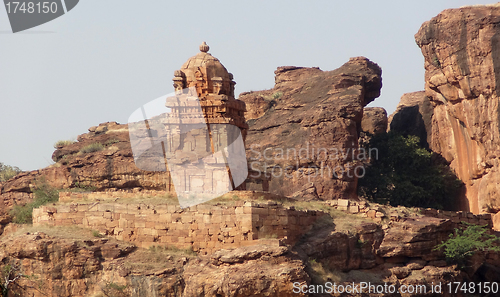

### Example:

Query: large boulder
xmin=362 ymin=107 xmax=388 ymax=135
xmin=240 ymin=57 xmax=382 ymax=200
xmin=408 ymin=4 xmax=500 ymax=219
xmin=388 ymin=91 xmax=434 ymax=149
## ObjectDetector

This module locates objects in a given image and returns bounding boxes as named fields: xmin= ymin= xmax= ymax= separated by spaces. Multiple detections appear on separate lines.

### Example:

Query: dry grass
xmin=308 ymin=258 xmax=385 ymax=285
xmin=57 ymin=194 xmax=179 ymax=205
xmin=53 ymin=139 xmax=75 ymax=149
xmin=3 ymin=225 xmax=109 ymax=242
xmin=123 ymin=245 xmax=195 ymax=273
xmin=205 ymin=194 xmax=244 ymax=206
xmin=110 ymin=195 xmax=178 ymax=205
xmin=281 ymin=200 xmax=372 ymax=233
xmin=329 ymin=209 xmax=372 ymax=233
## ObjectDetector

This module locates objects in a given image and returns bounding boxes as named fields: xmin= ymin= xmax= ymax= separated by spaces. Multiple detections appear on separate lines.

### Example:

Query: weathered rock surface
xmin=298 ymin=222 xmax=384 ymax=271
xmin=362 ymin=107 xmax=388 ymax=135
xmin=388 ymin=91 xmax=434 ymax=148
xmin=0 ymin=230 xmax=308 ymax=297
xmin=3 ymin=204 xmax=500 ymax=297
xmin=0 ymin=122 xmax=169 ymax=218
xmin=413 ymin=4 xmax=500 ymax=218
xmin=292 ymin=212 xmax=499 ymax=297
xmin=377 ymin=217 xmax=452 ymax=260
xmin=241 ymin=57 xmax=382 ymax=200
xmin=183 ymin=245 xmax=307 ymax=297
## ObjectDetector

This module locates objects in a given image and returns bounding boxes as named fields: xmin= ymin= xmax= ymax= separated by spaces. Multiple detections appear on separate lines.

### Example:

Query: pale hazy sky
xmin=0 ymin=1 xmax=496 ymax=171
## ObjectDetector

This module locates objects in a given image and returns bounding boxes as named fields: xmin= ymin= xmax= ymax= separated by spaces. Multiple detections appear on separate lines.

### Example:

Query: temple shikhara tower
xmin=170 ymin=41 xmax=248 ymax=137
xmin=144 ymin=42 xmax=248 ymax=207
xmin=129 ymin=42 xmax=250 ymax=207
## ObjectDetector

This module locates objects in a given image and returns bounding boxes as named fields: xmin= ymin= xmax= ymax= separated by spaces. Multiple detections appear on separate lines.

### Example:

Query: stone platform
xmin=33 ymin=191 xmax=324 ymax=255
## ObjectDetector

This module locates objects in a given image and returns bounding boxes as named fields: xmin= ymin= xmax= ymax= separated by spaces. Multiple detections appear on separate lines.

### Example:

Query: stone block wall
xmin=330 ymin=199 xmax=494 ymax=228
xmin=33 ymin=200 xmax=323 ymax=255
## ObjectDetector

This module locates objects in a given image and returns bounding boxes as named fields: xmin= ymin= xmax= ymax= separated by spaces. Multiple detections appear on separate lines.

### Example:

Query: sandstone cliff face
xmin=0 ymin=229 xmax=308 ymax=297
xmin=5 ymin=207 xmax=499 ymax=297
xmin=241 ymin=58 xmax=382 ymax=200
xmin=414 ymin=5 xmax=500 ymax=217
xmin=0 ymin=122 xmax=169 ymax=218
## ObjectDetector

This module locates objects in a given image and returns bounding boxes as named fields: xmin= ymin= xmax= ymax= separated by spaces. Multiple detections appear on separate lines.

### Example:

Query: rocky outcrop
xmin=362 ymin=107 xmax=388 ymax=135
xmin=377 ymin=217 xmax=453 ymax=260
xmin=294 ymin=210 xmax=500 ymax=296
xmin=414 ymin=5 xmax=500 ymax=218
xmin=0 ymin=230 xmax=308 ymax=297
xmin=298 ymin=222 xmax=384 ymax=271
xmin=3 ymin=199 xmax=500 ymax=297
xmin=241 ymin=57 xmax=382 ymax=200
xmin=185 ymin=246 xmax=308 ymax=297
xmin=0 ymin=122 xmax=169 ymax=218
xmin=388 ymin=91 xmax=434 ymax=148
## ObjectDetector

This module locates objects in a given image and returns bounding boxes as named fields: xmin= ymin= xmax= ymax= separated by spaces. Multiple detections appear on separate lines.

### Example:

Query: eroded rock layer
xmin=415 ymin=4 xmax=500 ymax=217
xmin=3 ymin=207 xmax=500 ymax=297
xmin=241 ymin=57 xmax=382 ymax=200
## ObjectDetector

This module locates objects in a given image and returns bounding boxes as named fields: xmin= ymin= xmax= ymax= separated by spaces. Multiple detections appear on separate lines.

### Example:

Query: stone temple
xmin=160 ymin=42 xmax=249 ymax=206
xmin=129 ymin=42 xmax=264 ymax=206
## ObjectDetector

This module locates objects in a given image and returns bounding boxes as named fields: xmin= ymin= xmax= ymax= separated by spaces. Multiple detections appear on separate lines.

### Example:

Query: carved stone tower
xmin=170 ymin=41 xmax=248 ymax=138
xmin=161 ymin=42 xmax=248 ymax=206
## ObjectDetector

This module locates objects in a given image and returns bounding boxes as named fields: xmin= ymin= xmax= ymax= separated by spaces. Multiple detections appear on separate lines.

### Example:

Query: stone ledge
xmin=326 ymin=199 xmax=494 ymax=228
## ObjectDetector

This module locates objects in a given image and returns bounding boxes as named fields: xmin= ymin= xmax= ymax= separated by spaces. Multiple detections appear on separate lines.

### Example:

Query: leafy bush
xmin=68 ymin=181 xmax=97 ymax=192
xmin=432 ymin=55 xmax=441 ymax=68
xmin=434 ymin=223 xmax=500 ymax=270
xmin=102 ymin=281 xmax=128 ymax=297
xmin=358 ymin=131 xmax=463 ymax=209
xmin=0 ymin=162 xmax=21 ymax=182
xmin=10 ymin=178 xmax=59 ymax=224
xmin=272 ymin=91 xmax=283 ymax=100
xmin=53 ymin=140 xmax=75 ymax=149
xmin=80 ymin=143 xmax=105 ymax=154
xmin=92 ymin=230 xmax=104 ymax=238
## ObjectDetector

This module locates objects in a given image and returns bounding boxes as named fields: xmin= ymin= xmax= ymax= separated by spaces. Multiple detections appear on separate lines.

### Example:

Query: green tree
xmin=358 ymin=131 xmax=463 ymax=209
xmin=434 ymin=223 xmax=500 ymax=270
xmin=0 ymin=162 xmax=22 ymax=182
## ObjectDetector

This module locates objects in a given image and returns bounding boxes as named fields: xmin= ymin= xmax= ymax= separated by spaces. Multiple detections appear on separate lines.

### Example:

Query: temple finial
xmin=199 ymin=41 xmax=209 ymax=53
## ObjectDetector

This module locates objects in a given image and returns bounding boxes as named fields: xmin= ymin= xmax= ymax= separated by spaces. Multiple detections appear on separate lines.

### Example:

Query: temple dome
xmin=173 ymin=42 xmax=235 ymax=97
xmin=179 ymin=42 xmax=232 ymax=84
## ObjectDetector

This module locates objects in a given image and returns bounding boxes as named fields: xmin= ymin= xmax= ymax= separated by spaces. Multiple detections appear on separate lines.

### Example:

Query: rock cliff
xmin=361 ymin=107 xmax=388 ymax=135
xmin=3 ymin=204 xmax=498 ymax=297
xmin=0 ymin=228 xmax=308 ymax=297
xmin=0 ymin=122 xmax=168 ymax=219
xmin=411 ymin=4 xmax=500 ymax=220
xmin=240 ymin=57 xmax=382 ymax=201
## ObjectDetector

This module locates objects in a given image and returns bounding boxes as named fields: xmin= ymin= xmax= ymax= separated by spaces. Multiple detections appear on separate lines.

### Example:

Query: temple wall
xmin=33 ymin=198 xmax=323 ymax=255
xmin=330 ymin=199 xmax=493 ymax=228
